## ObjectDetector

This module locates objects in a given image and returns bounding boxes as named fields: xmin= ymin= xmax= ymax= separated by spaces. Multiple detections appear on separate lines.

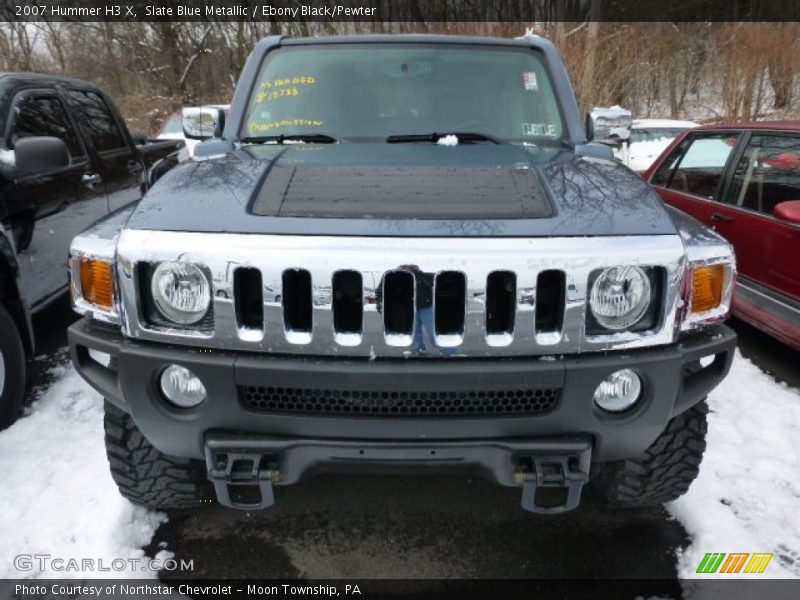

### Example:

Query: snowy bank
xmin=0 ymin=364 xmax=167 ymax=579
xmin=669 ymin=351 xmax=800 ymax=579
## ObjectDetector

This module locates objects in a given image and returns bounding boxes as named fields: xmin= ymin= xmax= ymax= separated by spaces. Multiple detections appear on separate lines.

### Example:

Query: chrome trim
xmin=68 ymin=207 xmax=135 ymax=326
xmin=737 ymin=278 xmax=800 ymax=315
xmin=668 ymin=206 xmax=736 ymax=330
xmin=0 ymin=347 xmax=5 ymax=396
xmin=69 ymin=236 xmax=120 ymax=326
xmin=682 ymin=258 xmax=735 ymax=330
xmin=116 ymin=230 xmax=689 ymax=357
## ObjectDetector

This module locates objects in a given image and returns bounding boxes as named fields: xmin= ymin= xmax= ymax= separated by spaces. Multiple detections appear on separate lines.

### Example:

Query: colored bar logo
xmin=696 ymin=553 xmax=773 ymax=574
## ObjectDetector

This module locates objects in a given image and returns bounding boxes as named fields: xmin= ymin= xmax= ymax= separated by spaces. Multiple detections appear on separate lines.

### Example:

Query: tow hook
xmin=514 ymin=447 xmax=591 ymax=514
xmin=206 ymin=451 xmax=280 ymax=510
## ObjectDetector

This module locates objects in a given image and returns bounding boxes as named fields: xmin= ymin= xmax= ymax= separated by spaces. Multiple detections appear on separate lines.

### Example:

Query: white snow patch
xmin=614 ymin=137 xmax=675 ymax=172
xmin=0 ymin=366 xmax=167 ymax=579
xmin=668 ymin=351 xmax=800 ymax=579
xmin=627 ymin=138 xmax=675 ymax=171
xmin=437 ymin=135 xmax=459 ymax=147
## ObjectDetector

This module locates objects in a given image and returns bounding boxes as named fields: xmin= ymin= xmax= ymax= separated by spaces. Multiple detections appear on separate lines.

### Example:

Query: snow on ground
xmin=0 ymin=348 xmax=797 ymax=580
xmin=668 ymin=350 xmax=800 ymax=579
xmin=0 ymin=362 xmax=168 ymax=579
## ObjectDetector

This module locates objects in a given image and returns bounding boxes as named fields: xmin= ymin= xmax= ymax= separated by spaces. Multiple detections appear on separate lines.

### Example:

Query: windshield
xmin=630 ymin=128 xmax=686 ymax=143
xmin=242 ymin=44 xmax=564 ymax=143
xmin=159 ymin=114 xmax=183 ymax=135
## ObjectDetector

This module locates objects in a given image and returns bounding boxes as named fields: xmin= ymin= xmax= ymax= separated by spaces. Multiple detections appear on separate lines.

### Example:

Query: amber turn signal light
xmin=691 ymin=265 xmax=725 ymax=313
xmin=79 ymin=259 xmax=114 ymax=310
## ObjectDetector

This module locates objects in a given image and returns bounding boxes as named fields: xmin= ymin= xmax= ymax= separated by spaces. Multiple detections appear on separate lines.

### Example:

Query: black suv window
xmin=728 ymin=133 xmax=800 ymax=216
xmin=66 ymin=90 xmax=127 ymax=152
xmin=10 ymin=95 xmax=84 ymax=160
xmin=652 ymin=133 xmax=740 ymax=198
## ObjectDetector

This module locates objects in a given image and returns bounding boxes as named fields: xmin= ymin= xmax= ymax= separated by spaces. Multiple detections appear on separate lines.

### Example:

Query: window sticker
xmin=257 ymin=87 xmax=300 ymax=103
xmin=260 ymin=76 xmax=316 ymax=89
xmin=256 ymin=76 xmax=316 ymax=103
xmin=522 ymin=122 xmax=557 ymax=137
xmin=522 ymin=71 xmax=538 ymax=91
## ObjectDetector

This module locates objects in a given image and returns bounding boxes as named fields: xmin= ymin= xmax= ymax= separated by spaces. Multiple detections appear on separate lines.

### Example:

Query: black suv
xmin=0 ymin=73 xmax=181 ymax=429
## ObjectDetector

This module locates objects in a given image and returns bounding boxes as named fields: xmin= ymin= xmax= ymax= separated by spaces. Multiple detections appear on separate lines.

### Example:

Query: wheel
xmin=596 ymin=401 xmax=708 ymax=505
xmin=0 ymin=303 xmax=26 ymax=431
xmin=104 ymin=401 xmax=212 ymax=509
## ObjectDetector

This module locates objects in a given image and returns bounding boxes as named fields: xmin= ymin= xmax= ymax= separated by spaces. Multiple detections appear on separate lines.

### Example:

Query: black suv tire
xmin=0 ymin=303 xmax=26 ymax=431
xmin=597 ymin=401 xmax=708 ymax=505
xmin=104 ymin=401 xmax=211 ymax=509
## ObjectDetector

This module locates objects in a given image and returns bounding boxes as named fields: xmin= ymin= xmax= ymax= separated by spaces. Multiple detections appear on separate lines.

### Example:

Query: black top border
xmin=2 ymin=0 xmax=800 ymax=22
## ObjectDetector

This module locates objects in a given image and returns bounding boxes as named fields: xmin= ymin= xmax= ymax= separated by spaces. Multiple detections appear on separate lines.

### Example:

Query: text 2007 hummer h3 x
xmin=68 ymin=35 xmax=736 ymax=514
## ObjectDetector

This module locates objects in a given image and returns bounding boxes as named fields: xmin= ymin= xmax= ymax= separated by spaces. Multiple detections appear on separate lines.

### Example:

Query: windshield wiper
xmin=240 ymin=133 xmax=340 ymax=144
xmin=386 ymin=132 xmax=504 ymax=144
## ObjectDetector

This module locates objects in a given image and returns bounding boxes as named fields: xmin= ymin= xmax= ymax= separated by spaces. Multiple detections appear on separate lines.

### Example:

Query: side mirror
xmin=182 ymin=106 xmax=225 ymax=140
xmin=13 ymin=136 xmax=70 ymax=174
xmin=586 ymin=107 xmax=632 ymax=147
xmin=129 ymin=130 xmax=149 ymax=145
xmin=773 ymin=200 xmax=800 ymax=225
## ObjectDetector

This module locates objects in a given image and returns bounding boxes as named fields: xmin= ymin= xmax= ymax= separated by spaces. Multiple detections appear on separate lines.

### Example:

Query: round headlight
xmin=589 ymin=266 xmax=651 ymax=330
xmin=151 ymin=261 xmax=211 ymax=324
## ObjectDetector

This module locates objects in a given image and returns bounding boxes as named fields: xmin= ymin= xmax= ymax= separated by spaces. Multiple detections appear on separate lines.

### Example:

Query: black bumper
xmin=70 ymin=319 xmax=735 ymax=469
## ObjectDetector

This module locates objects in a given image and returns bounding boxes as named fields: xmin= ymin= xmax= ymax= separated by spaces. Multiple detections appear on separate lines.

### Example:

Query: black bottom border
xmin=3 ymin=578 xmax=800 ymax=600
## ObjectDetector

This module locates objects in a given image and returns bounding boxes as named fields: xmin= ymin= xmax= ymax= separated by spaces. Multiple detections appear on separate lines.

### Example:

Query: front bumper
xmin=70 ymin=317 xmax=735 ymax=465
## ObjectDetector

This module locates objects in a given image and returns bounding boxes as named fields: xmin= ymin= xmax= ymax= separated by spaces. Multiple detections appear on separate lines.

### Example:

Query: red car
xmin=644 ymin=121 xmax=800 ymax=350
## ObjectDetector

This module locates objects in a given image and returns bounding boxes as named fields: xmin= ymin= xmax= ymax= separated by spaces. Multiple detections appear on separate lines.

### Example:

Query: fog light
xmin=160 ymin=365 xmax=206 ymax=408
xmin=593 ymin=369 xmax=642 ymax=413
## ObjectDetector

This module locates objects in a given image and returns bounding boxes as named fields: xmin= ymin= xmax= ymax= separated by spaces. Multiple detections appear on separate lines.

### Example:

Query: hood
xmin=127 ymin=142 xmax=677 ymax=237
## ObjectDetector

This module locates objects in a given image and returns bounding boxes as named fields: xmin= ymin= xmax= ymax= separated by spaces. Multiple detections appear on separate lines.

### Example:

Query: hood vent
xmin=250 ymin=165 xmax=553 ymax=220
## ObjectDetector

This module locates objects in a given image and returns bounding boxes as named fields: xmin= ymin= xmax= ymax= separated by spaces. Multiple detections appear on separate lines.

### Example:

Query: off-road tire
xmin=0 ymin=303 xmax=26 ymax=431
xmin=104 ymin=401 xmax=212 ymax=509
xmin=597 ymin=401 xmax=708 ymax=505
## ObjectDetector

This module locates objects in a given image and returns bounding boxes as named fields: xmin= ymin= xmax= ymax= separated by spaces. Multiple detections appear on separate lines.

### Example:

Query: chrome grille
xmin=117 ymin=231 xmax=686 ymax=357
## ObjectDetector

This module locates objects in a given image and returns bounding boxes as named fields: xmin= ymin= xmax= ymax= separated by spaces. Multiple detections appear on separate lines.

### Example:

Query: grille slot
xmin=535 ymin=270 xmax=566 ymax=334
xmin=382 ymin=270 xmax=415 ymax=341
xmin=239 ymin=385 xmax=561 ymax=417
xmin=332 ymin=270 xmax=363 ymax=334
xmin=282 ymin=269 xmax=312 ymax=337
xmin=234 ymin=267 xmax=263 ymax=330
xmin=434 ymin=271 xmax=466 ymax=337
xmin=486 ymin=270 xmax=516 ymax=335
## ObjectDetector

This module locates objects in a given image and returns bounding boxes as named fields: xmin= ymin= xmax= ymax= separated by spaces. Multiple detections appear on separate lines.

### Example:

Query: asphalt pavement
xmin=24 ymin=296 xmax=799 ymax=584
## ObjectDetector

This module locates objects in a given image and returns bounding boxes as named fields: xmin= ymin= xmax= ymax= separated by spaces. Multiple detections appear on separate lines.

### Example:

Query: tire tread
xmin=103 ymin=401 xmax=210 ymax=509
xmin=599 ymin=401 xmax=708 ymax=505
